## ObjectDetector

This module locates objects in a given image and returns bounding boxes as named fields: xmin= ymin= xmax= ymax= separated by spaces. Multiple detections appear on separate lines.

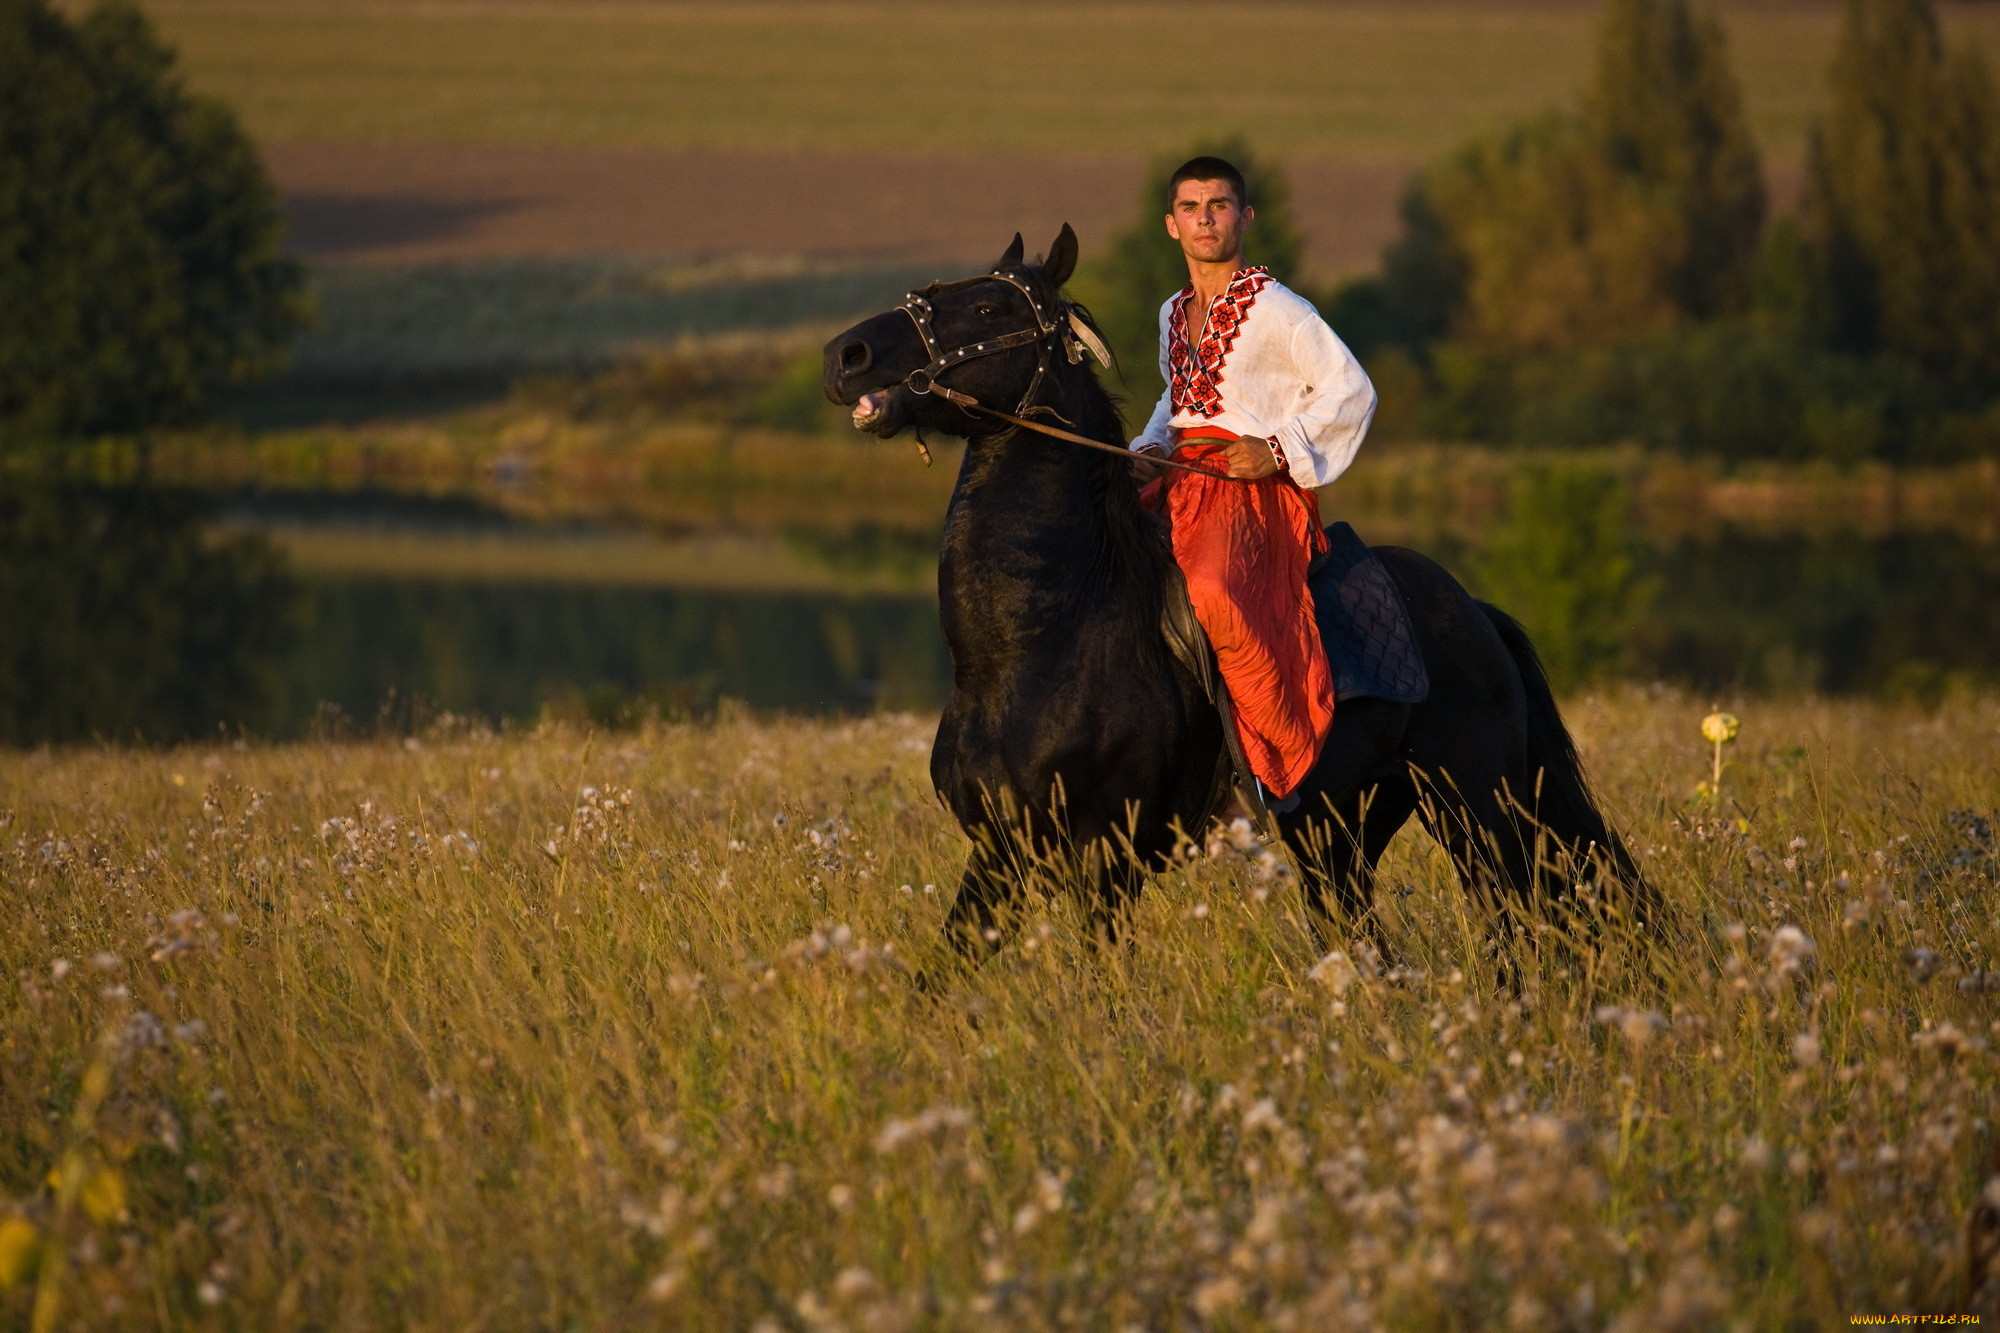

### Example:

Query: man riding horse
xmin=1130 ymin=156 xmax=1377 ymax=812
xmin=823 ymin=200 xmax=1645 ymax=965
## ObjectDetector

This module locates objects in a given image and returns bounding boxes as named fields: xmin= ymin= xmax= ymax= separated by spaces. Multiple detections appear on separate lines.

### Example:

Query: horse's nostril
xmin=839 ymin=340 xmax=873 ymax=373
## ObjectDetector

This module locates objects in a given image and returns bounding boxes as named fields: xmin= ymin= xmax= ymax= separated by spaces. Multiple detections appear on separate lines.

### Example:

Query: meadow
xmin=4 ymin=690 xmax=1999 ymax=1326
xmin=137 ymin=0 xmax=2000 ymax=163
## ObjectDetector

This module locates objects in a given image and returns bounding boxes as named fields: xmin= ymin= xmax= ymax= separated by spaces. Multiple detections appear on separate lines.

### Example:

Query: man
xmin=1130 ymin=155 xmax=1377 ymax=805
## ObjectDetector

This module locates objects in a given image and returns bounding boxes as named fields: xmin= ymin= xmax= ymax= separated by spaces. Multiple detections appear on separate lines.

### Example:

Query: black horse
xmin=823 ymin=226 xmax=1644 ymax=962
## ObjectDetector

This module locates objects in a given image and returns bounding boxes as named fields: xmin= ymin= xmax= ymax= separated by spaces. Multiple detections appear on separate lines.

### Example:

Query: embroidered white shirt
xmin=1130 ymin=267 xmax=1377 ymax=489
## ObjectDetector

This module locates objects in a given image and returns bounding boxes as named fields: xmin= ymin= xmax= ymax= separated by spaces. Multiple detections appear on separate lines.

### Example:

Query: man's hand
xmin=1131 ymin=445 xmax=1167 ymax=484
xmin=1221 ymin=434 xmax=1282 ymax=480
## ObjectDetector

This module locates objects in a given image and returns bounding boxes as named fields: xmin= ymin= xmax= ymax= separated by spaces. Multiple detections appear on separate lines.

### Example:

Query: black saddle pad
xmin=1308 ymin=521 xmax=1429 ymax=704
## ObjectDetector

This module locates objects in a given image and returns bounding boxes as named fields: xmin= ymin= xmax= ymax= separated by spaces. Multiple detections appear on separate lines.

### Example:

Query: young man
xmin=1130 ymin=155 xmax=1377 ymax=804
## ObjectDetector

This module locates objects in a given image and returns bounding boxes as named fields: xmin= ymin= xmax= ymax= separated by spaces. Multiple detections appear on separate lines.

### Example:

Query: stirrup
xmin=1254 ymin=777 xmax=1301 ymax=816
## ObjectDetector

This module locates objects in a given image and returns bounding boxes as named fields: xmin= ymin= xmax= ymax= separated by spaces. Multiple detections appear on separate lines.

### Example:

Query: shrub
xmin=1415 ymin=322 xmax=1948 ymax=461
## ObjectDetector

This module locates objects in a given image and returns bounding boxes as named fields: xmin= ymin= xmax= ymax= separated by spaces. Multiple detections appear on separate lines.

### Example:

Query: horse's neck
xmin=937 ymin=369 xmax=1165 ymax=664
xmin=941 ymin=374 xmax=1127 ymax=573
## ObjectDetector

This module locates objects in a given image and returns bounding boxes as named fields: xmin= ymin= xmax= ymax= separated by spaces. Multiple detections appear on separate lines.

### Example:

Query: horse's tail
xmin=1477 ymin=601 xmax=1650 ymax=916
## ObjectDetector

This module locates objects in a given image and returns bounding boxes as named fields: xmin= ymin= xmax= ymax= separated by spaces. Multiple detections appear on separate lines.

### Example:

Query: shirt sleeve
xmin=1130 ymin=300 xmax=1177 ymax=453
xmin=1273 ymin=309 xmax=1376 ymax=488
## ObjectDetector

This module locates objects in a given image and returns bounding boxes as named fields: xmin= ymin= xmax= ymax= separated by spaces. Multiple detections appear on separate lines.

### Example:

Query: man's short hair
xmin=1165 ymin=156 xmax=1248 ymax=209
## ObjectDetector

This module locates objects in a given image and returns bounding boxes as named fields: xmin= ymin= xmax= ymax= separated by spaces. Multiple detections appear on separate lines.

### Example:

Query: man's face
xmin=1165 ymin=178 xmax=1253 ymax=266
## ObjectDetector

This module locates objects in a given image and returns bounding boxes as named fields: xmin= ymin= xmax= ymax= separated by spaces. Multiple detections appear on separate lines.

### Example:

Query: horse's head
xmin=823 ymin=225 xmax=1087 ymax=439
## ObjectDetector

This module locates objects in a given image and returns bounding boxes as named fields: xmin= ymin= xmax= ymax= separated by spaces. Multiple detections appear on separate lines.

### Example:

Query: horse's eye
xmin=975 ymin=304 xmax=1000 ymax=319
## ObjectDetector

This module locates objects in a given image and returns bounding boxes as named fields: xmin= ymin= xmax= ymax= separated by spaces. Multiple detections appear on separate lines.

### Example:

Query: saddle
xmin=1161 ymin=520 xmax=1428 ymax=815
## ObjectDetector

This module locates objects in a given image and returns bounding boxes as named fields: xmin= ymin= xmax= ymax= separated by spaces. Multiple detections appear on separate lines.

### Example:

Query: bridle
xmin=896 ymin=267 xmax=1072 ymax=414
xmin=890 ymin=269 xmax=1255 ymax=483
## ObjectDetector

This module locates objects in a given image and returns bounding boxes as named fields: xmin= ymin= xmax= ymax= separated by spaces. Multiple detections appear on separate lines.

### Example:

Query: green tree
xmin=1070 ymin=138 xmax=1306 ymax=423
xmin=1375 ymin=0 xmax=1762 ymax=357
xmin=1800 ymin=0 xmax=2000 ymax=388
xmin=0 ymin=0 xmax=305 ymax=439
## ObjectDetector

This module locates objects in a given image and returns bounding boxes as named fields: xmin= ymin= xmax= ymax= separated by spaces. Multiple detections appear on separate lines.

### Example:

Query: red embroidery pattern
xmin=1168 ymin=266 xmax=1271 ymax=419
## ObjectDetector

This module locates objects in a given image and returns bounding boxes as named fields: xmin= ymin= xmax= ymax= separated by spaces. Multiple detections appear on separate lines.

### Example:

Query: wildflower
xmin=831 ymin=1268 xmax=877 ymax=1303
xmin=647 ymin=1269 xmax=685 ymax=1303
xmin=1192 ymin=1275 xmax=1245 ymax=1316
xmin=1791 ymin=1030 xmax=1822 ymax=1067
xmin=1914 ymin=1021 xmax=1979 ymax=1061
xmin=873 ymin=1105 xmax=972 ymax=1155
xmin=1700 ymin=712 xmax=1740 ymax=746
xmin=197 ymin=1281 xmax=224 ymax=1306
xmin=1905 ymin=947 xmax=1941 ymax=983
xmin=1739 ymin=1137 xmax=1771 ymax=1171
xmin=1309 ymin=950 xmax=1361 ymax=997
xmin=827 ymin=1184 xmax=855 ymax=1212
xmin=1695 ymin=712 xmax=1740 ymax=800
xmin=1595 ymin=1005 xmax=1664 ymax=1047
xmin=90 ymin=952 xmax=121 ymax=972
xmin=121 ymin=1011 xmax=167 ymax=1052
xmin=1767 ymin=926 xmax=1815 ymax=976
xmin=49 ymin=959 xmax=69 ymax=981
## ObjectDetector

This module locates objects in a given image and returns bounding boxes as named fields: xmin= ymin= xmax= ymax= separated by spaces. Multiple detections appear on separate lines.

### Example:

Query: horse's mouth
xmin=850 ymin=389 xmax=906 ymax=438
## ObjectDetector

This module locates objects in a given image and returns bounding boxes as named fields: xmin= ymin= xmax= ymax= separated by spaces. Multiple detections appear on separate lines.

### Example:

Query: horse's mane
xmin=1040 ymin=288 xmax=1174 ymax=639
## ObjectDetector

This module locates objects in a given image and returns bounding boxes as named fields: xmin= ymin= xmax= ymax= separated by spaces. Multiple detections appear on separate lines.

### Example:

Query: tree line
xmin=1081 ymin=0 xmax=2000 ymax=463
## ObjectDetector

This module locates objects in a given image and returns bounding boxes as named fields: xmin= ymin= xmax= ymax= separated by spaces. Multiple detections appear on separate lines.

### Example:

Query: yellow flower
xmin=1701 ymin=712 xmax=1740 ymax=746
xmin=0 ymin=1216 xmax=36 ymax=1290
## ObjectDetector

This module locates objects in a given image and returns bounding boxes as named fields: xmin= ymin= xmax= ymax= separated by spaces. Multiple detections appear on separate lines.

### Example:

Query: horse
xmin=821 ymin=225 xmax=1645 ymax=965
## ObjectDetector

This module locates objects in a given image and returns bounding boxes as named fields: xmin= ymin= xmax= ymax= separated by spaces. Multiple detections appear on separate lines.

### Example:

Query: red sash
xmin=1143 ymin=428 xmax=1334 ymax=799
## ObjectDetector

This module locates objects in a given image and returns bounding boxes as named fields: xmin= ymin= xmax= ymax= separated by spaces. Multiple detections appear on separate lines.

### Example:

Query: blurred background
xmin=5 ymin=0 xmax=1999 ymax=743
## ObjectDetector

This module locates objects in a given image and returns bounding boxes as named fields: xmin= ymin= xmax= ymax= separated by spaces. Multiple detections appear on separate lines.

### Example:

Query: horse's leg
xmin=1075 ymin=808 xmax=1176 ymax=948
xmin=1282 ymin=777 xmax=1417 ymax=952
xmin=1277 ymin=697 xmax=1414 ymax=951
xmin=1407 ymin=769 xmax=1544 ymax=985
xmin=938 ymin=828 xmax=1018 ymax=965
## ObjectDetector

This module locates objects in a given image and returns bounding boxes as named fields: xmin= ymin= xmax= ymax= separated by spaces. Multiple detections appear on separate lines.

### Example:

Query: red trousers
xmin=1145 ymin=432 xmax=1334 ymax=799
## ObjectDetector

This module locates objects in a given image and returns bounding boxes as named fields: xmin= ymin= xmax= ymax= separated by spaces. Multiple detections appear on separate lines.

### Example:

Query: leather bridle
xmin=895 ymin=267 xmax=1072 ymax=416
xmin=890 ymin=268 xmax=1256 ymax=483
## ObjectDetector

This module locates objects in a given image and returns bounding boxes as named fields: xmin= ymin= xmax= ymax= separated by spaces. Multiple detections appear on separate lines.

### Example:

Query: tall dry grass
xmin=3 ymin=690 xmax=1998 ymax=1327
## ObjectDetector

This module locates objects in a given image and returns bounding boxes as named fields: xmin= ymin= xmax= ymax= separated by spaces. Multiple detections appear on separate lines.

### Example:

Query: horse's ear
xmin=1043 ymin=223 xmax=1078 ymax=289
xmin=995 ymin=233 xmax=1025 ymax=270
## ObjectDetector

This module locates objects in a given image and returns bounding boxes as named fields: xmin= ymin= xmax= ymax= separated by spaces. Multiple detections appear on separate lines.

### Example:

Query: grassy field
xmin=139 ymin=0 xmax=2000 ymax=163
xmin=3 ymin=691 xmax=1999 ymax=1326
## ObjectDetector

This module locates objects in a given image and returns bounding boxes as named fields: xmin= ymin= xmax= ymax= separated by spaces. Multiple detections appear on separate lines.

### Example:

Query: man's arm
xmin=1274 ymin=313 xmax=1377 ymax=488
xmin=1130 ymin=301 xmax=1178 ymax=456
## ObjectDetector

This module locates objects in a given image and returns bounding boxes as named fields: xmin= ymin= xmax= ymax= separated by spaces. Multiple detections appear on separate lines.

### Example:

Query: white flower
xmin=1309 ymin=950 xmax=1361 ymax=996
xmin=1791 ymin=1030 xmax=1822 ymax=1067
xmin=1767 ymin=926 xmax=1815 ymax=975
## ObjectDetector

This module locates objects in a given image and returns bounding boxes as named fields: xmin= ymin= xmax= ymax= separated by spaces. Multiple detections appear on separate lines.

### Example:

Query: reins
xmin=891 ymin=268 xmax=1259 ymax=485
xmin=921 ymin=382 xmax=1257 ymax=482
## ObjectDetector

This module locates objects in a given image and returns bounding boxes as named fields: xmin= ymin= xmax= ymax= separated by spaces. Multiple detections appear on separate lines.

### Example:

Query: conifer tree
xmin=1801 ymin=0 xmax=2000 ymax=387
xmin=0 ymin=0 xmax=304 ymax=439
xmin=1587 ymin=0 xmax=1765 ymax=318
xmin=1381 ymin=0 xmax=1762 ymax=356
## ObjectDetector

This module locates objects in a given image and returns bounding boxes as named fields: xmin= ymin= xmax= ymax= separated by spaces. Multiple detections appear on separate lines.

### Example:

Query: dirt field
xmin=269 ymin=142 xmax=1414 ymax=277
